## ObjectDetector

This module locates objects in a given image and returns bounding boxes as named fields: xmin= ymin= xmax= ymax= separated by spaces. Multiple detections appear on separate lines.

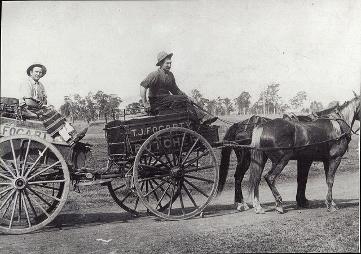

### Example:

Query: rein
xmin=221 ymin=132 xmax=348 ymax=151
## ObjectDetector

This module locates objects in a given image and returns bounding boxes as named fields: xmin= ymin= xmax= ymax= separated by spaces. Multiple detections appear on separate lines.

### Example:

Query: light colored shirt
xmin=19 ymin=77 xmax=47 ymax=106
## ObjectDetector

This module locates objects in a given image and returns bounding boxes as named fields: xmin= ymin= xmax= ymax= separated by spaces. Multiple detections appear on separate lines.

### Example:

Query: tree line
xmin=60 ymin=91 xmax=122 ymax=123
xmin=190 ymin=84 xmax=338 ymax=116
xmin=59 ymin=85 xmax=339 ymax=122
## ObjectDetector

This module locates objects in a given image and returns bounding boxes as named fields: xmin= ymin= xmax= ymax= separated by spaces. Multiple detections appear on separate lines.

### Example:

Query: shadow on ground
xmin=202 ymin=198 xmax=359 ymax=217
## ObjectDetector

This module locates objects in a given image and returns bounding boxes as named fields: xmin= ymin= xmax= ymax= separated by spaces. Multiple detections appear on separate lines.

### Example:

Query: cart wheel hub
xmin=13 ymin=177 xmax=27 ymax=190
xmin=170 ymin=167 xmax=183 ymax=178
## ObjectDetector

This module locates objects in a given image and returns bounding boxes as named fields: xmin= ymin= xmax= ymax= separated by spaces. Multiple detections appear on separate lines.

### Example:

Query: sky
xmin=1 ymin=0 xmax=360 ymax=109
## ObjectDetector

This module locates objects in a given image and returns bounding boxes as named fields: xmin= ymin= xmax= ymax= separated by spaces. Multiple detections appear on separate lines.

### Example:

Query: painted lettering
xmin=2 ymin=126 xmax=10 ymax=135
xmin=16 ymin=129 xmax=24 ymax=134
xmin=130 ymin=129 xmax=137 ymax=137
xmin=10 ymin=127 xmax=16 ymax=135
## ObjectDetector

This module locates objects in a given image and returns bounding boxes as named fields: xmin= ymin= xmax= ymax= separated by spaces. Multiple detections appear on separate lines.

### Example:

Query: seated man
xmin=140 ymin=51 xmax=217 ymax=125
xmin=19 ymin=63 xmax=87 ymax=144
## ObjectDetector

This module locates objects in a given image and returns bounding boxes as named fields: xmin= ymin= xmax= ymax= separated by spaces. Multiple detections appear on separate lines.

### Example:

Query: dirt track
xmin=0 ymin=168 xmax=359 ymax=253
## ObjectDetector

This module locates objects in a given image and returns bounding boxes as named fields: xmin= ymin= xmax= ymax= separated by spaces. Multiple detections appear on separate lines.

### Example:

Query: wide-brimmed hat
xmin=156 ymin=51 xmax=173 ymax=66
xmin=27 ymin=63 xmax=47 ymax=77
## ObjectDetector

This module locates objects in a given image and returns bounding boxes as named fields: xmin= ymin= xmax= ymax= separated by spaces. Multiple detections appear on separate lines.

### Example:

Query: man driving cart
xmin=140 ymin=51 xmax=218 ymax=125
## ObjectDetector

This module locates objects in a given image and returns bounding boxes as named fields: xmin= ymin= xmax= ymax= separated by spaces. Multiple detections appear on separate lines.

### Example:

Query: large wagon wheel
xmin=0 ymin=135 xmax=70 ymax=234
xmin=107 ymin=161 xmax=143 ymax=215
xmin=133 ymin=127 xmax=219 ymax=220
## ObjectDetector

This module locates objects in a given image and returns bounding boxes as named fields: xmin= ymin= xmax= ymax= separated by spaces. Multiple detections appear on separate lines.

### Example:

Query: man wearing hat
xmin=19 ymin=63 xmax=87 ymax=144
xmin=140 ymin=51 xmax=217 ymax=125
xmin=20 ymin=63 xmax=48 ymax=107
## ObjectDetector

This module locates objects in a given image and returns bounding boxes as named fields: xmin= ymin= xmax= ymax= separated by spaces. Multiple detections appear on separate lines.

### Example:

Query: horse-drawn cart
xmin=0 ymin=97 xmax=220 ymax=234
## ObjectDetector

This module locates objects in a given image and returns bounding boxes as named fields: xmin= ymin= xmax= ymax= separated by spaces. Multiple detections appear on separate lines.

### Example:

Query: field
xmin=1 ymin=114 xmax=359 ymax=253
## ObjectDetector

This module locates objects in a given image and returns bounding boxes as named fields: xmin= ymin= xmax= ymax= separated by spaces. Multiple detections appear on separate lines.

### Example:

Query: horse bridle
xmin=350 ymin=104 xmax=360 ymax=134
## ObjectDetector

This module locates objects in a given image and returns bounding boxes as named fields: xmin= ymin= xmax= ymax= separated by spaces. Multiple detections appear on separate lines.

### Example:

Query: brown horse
xmin=217 ymin=103 xmax=342 ymax=212
xmin=248 ymin=94 xmax=360 ymax=214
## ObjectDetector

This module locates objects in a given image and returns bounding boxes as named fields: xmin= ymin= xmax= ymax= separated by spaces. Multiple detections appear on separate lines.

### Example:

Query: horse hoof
xmin=276 ymin=207 xmax=284 ymax=214
xmin=327 ymin=205 xmax=338 ymax=212
xmin=297 ymin=199 xmax=310 ymax=209
xmin=254 ymin=207 xmax=265 ymax=214
xmin=236 ymin=202 xmax=250 ymax=212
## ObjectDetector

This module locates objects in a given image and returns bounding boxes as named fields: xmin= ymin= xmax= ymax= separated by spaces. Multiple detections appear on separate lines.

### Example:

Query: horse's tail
xmin=248 ymin=126 xmax=266 ymax=194
xmin=217 ymin=123 xmax=240 ymax=194
xmin=217 ymin=146 xmax=232 ymax=194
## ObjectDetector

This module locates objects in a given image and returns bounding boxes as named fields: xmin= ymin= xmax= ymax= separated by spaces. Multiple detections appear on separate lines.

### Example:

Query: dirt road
xmin=1 ymin=169 xmax=359 ymax=253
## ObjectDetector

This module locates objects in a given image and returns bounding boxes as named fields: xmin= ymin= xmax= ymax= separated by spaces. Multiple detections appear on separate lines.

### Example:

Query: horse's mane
xmin=339 ymin=96 xmax=359 ymax=111
xmin=313 ymin=103 xmax=339 ymax=116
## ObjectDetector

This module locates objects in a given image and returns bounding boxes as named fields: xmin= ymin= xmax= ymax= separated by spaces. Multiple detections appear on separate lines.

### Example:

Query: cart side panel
xmin=105 ymin=112 xmax=195 ymax=157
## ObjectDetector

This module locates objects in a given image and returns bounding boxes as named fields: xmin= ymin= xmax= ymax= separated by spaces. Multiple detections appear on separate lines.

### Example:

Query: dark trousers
xmin=149 ymin=95 xmax=207 ymax=123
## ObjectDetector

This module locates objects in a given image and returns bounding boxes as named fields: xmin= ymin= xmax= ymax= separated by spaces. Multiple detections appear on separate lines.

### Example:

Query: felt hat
xmin=156 ymin=51 xmax=173 ymax=66
xmin=27 ymin=63 xmax=47 ymax=77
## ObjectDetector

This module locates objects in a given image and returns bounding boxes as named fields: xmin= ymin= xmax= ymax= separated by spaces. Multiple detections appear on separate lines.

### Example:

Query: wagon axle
xmin=13 ymin=177 xmax=27 ymax=190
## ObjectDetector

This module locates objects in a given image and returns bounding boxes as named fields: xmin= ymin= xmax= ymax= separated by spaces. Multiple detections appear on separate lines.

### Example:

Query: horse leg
xmin=234 ymin=149 xmax=250 ymax=211
xmin=324 ymin=157 xmax=342 ymax=212
xmin=264 ymin=155 xmax=291 ymax=214
xmin=250 ymin=152 xmax=267 ymax=214
xmin=296 ymin=159 xmax=312 ymax=208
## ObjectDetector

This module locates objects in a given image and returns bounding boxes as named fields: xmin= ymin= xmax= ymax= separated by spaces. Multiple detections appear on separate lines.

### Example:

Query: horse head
xmin=350 ymin=92 xmax=360 ymax=133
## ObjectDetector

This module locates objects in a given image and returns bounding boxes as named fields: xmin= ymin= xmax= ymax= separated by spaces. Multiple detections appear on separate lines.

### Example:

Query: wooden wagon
xmin=0 ymin=97 xmax=220 ymax=234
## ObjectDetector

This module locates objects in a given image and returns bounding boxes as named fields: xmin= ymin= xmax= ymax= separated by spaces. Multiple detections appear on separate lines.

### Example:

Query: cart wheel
xmin=133 ymin=127 xmax=219 ymax=220
xmin=0 ymin=135 xmax=70 ymax=234
xmin=107 ymin=162 xmax=140 ymax=215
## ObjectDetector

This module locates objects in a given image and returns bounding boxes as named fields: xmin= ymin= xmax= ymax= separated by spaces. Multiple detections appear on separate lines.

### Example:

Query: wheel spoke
xmin=182 ymin=182 xmax=198 ymax=208
xmin=23 ymin=189 xmax=38 ymax=218
xmin=0 ymin=189 xmax=16 ymax=211
xmin=0 ymin=172 xmax=13 ymax=181
xmin=30 ymin=186 xmax=62 ymax=202
xmin=184 ymin=164 xmax=214 ymax=174
xmin=28 ymin=180 xmax=66 ymax=185
xmin=120 ymin=191 xmax=133 ymax=203
xmin=0 ymin=158 xmax=16 ymax=179
xmin=181 ymin=138 xmax=199 ymax=166
xmin=0 ymin=182 xmax=12 ymax=186
xmin=21 ymin=139 xmax=31 ymax=176
xmin=32 ymin=184 xmax=61 ymax=191
xmin=113 ymin=183 xmax=126 ymax=192
xmin=168 ymin=183 xmax=176 ymax=216
xmin=178 ymin=133 xmax=187 ymax=163
xmin=155 ymin=183 xmax=171 ymax=209
xmin=182 ymin=151 xmax=210 ymax=168
xmin=27 ymin=193 xmax=49 ymax=218
xmin=9 ymin=191 xmax=19 ymax=229
xmin=155 ymin=137 xmax=173 ymax=167
xmin=144 ymin=148 xmax=171 ymax=171
xmin=10 ymin=139 xmax=20 ymax=177
xmin=1 ymin=191 xmax=15 ymax=219
xmin=138 ymin=174 xmax=170 ymax=183
xmin=27 ymin=161 xmax=61 ymax=181
xmin=0 ymin=187 xmax=13 ymax=199
xmin=138 ymin=163 xmax=168 ymax=172
xmin=21 ymin=192 xmax=31 ymax=227
xmin=144 ymin=179 xmax=166 ymax=198
xmin=179 ymin=186 xmax=185 ymax=215
xmin=24 ymin=146 xmax=49 ymax=178
xmin=153 ymin=179 xmax=172 ymax=199
xmin=184 ymin=174 xmax=214 ymax=183
xmin=18 ymin=191 xmax=22 ymax=223
xmin=184 ymin=178 xmax=209 ymax=198
xmin=27 ymin=187 xmax=52 ymax=207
